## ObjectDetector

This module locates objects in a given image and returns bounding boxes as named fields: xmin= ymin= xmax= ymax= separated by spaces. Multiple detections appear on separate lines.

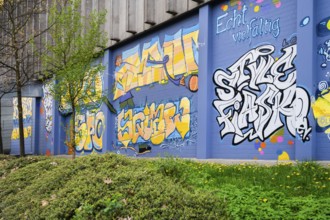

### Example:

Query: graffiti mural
xmin=217 ymin=1 xmax=281 ymax=44
xmin=42 ymin=82 xmax=53 ymax=133
xmin=75 ymin=71 xmax=105 ymax=152
xmin=312 ymin=81 xmax=330 ymax=140
xmin=253 ymin=127 xmax=295 ymax=159
xmin=315 ymin=13 xmax=330 ymax=142
xmin=59 ymin=70 xmax=103 ymax=115
xmin=113 ymin=24 xmax=199 ymax=104
xmin=117 ymin=97 xmax=191 ymax=147
xmin=75 ymin=110 xmax=105 ymax=151
xmin=112 ymin=24 xmax=199 ymax=156
xmin=56 ymin=71 xmax=105 ymax=152
xmin=213 ymin=43 xmax=312 ymax=145
xmin=222 ymin=0 xmax=283 ymax=12
xmin=11 ymin=98 xmax=33 ymax=140
xmin=317 ymin=16 xmax=330 ymax=37
xmin=300 ymin=16 xmax=310 ymax=28
xmin=318 ymin=39 xmax=330 ymax=68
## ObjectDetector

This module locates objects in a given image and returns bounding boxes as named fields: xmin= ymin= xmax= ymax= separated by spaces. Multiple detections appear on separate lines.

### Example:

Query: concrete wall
xmin=1 ymin=95 xmax=14 ymax=153
xmin=76 ymin=0 xmax=208 ymax=47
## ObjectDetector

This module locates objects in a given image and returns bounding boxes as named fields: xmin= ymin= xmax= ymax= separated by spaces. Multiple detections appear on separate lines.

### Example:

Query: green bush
xmin=1 ymin=154 xmax=329 ymax=219
xmin=0 ymin=154 xmax=227 ymax=219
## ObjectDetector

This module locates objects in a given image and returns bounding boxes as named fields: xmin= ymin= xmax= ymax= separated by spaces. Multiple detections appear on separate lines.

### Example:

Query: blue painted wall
xmin=11 ymin=97 xmax=34 ymax=155
xmin=39 ymin=83 xmax=55 ymax=156
xmin=314 ymin=0 xmax=330 ymax=160
xmin=108 ymin=14 xmax=199 ymax=158
xmin=22 ymin=0 xmax=330 ymax=160
xmin=209 ymin=0 xmax=313 ymax=160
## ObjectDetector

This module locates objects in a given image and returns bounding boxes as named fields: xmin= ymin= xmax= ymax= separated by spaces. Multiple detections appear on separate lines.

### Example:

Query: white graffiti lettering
xmin=42 ymin=83 xmax=53 ymax=133
xmin=213 ymin=44 xmax=311 ymax=144
xmin=318 ymin=39 xmax=330 ymax=68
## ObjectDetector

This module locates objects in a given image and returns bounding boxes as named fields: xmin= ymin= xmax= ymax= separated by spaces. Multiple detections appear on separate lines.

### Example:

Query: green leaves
xmin=42 ymin=0 xmax=107 ymax=108
xmin=41 ymin=0 xmax=107 ymax=158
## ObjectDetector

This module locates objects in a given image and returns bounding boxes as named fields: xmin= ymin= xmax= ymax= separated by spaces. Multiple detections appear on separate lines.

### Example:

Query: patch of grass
xmin=152 ymin=158 xmax=330 ymax=219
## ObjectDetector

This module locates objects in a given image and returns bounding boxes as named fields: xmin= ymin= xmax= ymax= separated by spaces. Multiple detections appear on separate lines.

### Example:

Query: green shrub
xmin=1 ymin=154 xmax=329 ymax=219
xmin=0 ymin=154 xmax=228 ymax=219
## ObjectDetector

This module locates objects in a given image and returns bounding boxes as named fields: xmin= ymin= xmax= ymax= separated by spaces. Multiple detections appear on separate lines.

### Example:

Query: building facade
xmin=3 ymin=0 xmax=330 ymax=160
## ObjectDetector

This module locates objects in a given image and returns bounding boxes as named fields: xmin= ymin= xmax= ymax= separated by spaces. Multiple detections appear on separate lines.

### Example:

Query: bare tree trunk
xmin=16 ymin=86 xmax=25 ymax=157
xmin=14 ymin=41 xmax=25 ymax=157
xmin=0 ymin=98 xmax=3 ymax=154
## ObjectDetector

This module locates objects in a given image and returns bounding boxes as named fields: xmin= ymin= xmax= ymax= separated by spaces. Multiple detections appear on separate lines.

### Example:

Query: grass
xmin=156 ymin=158 xmax=330 ymax=219
xmin=0 ymin=154 xmax=330 ymax=219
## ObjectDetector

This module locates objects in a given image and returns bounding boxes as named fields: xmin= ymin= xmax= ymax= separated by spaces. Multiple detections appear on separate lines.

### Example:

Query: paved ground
xmin=54 ymin=154 xmax=330 ymax=167
xmin=192 ymin=158 xmax=330 ymax=167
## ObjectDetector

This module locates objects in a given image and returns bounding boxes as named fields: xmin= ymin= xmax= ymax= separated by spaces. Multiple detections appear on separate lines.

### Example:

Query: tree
xmin=0 ymin=0 xmax=48 ymax=156
xmin=43 ymin=0 xmax=106 ymax=159
xmin=0 ymin=74 xmax=16 ymax=154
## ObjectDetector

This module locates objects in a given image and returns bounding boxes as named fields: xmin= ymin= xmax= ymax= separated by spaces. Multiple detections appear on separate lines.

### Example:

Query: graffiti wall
xmin=111 ymin=17 xmax=199 ymax=157
xmin=313 ymin=0 xmax=330 ymax=160
xmin=75 ymin=110 xmax=105 ymax=152
xmin=38 ymin=82 xmax=55 ymax=156
xmin=213 ymin=44 xmax=311 ymax=144
xmin=210 ymin=0 xmax=310 ymax=160
xmin=11 ymin=97 xmax=33 ymax=154
xmin=74 ymin=71 xmax=105 ymax=153
xmin=14 ymin=1 xmax=329 ymax=160
xmin=57 ymin=70 xmax=106 ymax=154
xmin=113 ymin=24 xmax=199 ymax=103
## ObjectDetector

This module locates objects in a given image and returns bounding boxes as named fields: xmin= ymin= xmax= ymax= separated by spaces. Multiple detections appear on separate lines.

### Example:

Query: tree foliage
xmin=43 ymin=0 xmax=107 ymax=158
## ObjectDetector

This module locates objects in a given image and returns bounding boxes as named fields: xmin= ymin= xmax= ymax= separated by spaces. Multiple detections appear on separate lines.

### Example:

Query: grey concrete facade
xmin=1 ymin=95 xmax=14 ymax=153
xmin=94 ymin=0 xmax=209 ymax=47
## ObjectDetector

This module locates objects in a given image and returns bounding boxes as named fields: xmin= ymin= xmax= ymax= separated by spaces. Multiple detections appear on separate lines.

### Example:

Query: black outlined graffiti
xmin=213 ymin=43 xmax=312 ymax=145
xmin=318 ymin=39 xmax=330 ymax=68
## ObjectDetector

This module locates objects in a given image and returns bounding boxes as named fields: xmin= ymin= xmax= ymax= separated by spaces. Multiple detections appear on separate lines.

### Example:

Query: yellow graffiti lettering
xmin=132 ymin=112 xmax=145 ymax=143
xmin=312 ymin=88 xmax=330 ymax=134
xmin=75 ymin=115 xmax=88 ymax=151
xmin=12 ymin=97 xmax=33 ymax=140
xmin=140 ymin=41 xmax=165 ymax=85
xmin=164 ymin=103 xmax=176 ymax=137
xmin=117 ymin=109 xmax=133 ymax=147
xmin=91 ymin=111 xmax=104 ymax=150
xmin=75 ymin=110 xmax=105 ymax=151
xmin=113 ymin=25 xmax=199 ymax=101
xmin=141 ymin=104 xmax=153 ymax=140
xmin=174 ymin=97 xmax=191 ymax=139
xmin=12 ymin=97 xmax=33 ymax=120
xmin=182 ymin=30 xmax=199 ymax=75
xmin=11 ymin=126 xmax=32 ymax=140
xmin=278 ymin=151 xmax=290 ymax=160
xmin=60 ymin=71 xmax=103 ymax=112
xmin=163 ymin=30 xmax=187 ymax=78
xmin=149 ymin=103 xmax=165 ymax=145
xmin=117 ymin=97 xmax=191 ymax=146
